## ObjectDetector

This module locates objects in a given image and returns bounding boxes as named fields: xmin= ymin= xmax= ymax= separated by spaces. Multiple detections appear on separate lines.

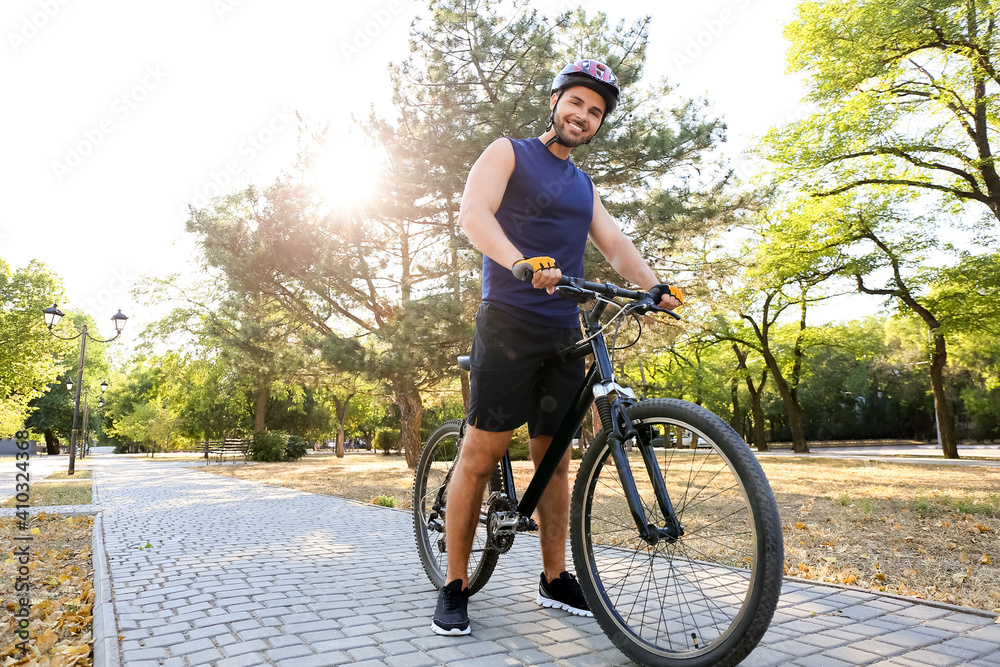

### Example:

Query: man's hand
xmin=512 ymin=256 xmax=563 ymax=294
xmin=648 ymin=283 xmax=683 ymax=310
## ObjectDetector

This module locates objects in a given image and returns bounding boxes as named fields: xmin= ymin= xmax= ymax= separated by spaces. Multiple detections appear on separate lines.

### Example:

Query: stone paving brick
xmin=966 ymin=624 xmax=1000 ymax=642
xmin=124 ymin=647 xmax=169 ymax=661
xmin=221 ymin=638 xmax=270 ymax=658
xmin=312 ymin=636 xmax=380 ymax=652
xmin=824 ymin=645 xmax=883 ymax=664
xmin=342 ymin=622 xmax=384 ymax=637
xmin=794 ymin=656 xmax=859 ymax=667
xmin=141 ymin=631 xmax=186 ymax=648
xmin=878 ymin=628 xmax=949 ymax=648
xmin=216 ymin=654 xmax=269 ymax=667
xmin=187 ymin=647 xmax=226 ymax=666
xmin=265 ymin=644 xmax=315 ymax=662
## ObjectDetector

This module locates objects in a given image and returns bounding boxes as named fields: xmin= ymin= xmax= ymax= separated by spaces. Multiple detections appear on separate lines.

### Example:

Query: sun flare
xmin=313 ymin=137 xmax=383 ymax=209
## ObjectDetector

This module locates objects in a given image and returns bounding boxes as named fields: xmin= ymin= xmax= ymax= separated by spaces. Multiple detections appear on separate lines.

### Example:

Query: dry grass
xmin=2 ymin=482 xmax=92 ymax=508
xmin=43 ymin=471 xmax=92 ymax=480
xmin=200 ymin=451 xmax=1000 ymax=613
xmin=759 ymin=457 xmax=1000 ymax=613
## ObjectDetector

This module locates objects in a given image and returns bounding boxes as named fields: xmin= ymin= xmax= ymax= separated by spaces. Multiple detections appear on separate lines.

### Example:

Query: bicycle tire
xmin=570 ymin=398 xmax=783 ymax=667
xmin=413 ymin=419 xmax=502 ymax=595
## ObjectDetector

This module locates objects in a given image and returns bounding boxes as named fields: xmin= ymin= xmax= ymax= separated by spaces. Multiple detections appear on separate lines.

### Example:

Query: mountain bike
xmin=412 ymin=275 xmax=783 ymax=667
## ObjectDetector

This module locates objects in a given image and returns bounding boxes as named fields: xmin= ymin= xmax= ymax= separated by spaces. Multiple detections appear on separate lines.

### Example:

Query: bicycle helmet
xmin=545 ymin=58 xmax=620 ymax=147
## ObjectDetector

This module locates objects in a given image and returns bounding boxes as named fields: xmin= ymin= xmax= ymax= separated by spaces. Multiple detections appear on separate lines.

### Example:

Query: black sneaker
xmin=537 ymin=571 xmax=593 ymax=617
xmin=431 ymin=579 xmax=471 ymax=635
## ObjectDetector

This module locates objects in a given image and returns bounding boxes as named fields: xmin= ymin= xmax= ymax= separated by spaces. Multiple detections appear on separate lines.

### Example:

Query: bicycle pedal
xmin=518 ymin=516 xmax=538 ymax=532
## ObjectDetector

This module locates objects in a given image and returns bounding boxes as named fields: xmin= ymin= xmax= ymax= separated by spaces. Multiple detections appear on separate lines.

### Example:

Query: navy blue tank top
xmin=482 ymin=137 xmax=594 ymax=327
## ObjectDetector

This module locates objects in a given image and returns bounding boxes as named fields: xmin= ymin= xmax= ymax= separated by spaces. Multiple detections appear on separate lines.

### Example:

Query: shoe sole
xmin=536 ymin=593 xmax=594 ymax=617
xmin=431 ymin=621 xmax=471 ymax=636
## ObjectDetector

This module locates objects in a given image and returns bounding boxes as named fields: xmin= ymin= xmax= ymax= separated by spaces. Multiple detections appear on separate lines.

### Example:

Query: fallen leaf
xmin=981 ymin=554 xmax=993 ymax=565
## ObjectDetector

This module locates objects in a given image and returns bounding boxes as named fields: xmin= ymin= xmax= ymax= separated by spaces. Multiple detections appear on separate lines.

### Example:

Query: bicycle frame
xmin=494 ymin=282 xmax=683 ymax=545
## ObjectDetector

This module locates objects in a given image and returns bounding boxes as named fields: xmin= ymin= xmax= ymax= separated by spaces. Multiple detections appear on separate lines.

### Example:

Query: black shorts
xmin=467 ymin=303 xmax=585 ymax=438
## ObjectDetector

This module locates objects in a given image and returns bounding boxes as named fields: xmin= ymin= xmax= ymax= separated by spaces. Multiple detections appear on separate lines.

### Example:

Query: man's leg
xmin=529 ymin=435 xmax=571 ymax=582
xmin=445 ymin=423 xmax=512 ymax=588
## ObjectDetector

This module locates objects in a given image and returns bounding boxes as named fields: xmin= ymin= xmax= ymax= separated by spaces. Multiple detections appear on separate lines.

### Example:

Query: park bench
xmin=200 ymin=438 xmax=252 ymax=464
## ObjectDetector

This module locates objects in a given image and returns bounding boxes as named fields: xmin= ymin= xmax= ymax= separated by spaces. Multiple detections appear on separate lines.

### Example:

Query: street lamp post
xmin=43 ymin=305 xmax=128 ymax=475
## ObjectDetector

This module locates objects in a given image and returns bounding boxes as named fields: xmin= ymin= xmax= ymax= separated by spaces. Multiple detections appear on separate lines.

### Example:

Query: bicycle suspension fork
xmin=591 ymin=334 xmax=684 ymax=545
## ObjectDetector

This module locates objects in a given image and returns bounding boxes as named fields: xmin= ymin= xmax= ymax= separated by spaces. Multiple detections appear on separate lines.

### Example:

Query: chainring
xmin=486 ymin=492 xmax=516 ymax=554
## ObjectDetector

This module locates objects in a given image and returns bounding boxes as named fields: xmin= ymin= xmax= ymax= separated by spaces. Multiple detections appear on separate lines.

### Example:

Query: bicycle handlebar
xmin=555 ymin=275 xmax=681 ymax=320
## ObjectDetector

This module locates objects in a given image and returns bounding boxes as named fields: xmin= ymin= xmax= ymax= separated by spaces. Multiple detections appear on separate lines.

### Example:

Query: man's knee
xmin=459 ymin=425 xmax=511 ymax=477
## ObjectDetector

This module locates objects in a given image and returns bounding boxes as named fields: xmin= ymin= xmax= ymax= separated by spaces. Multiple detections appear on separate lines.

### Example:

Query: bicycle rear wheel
xmin=571 ymin=399 xmax=783 ymax=667
xmin=413 ymin=419 xmax=501 ymax=595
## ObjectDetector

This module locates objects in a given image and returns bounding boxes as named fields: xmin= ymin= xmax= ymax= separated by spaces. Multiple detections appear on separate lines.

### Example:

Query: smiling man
xmin=431 ymin=58 xmax=683 ymax=636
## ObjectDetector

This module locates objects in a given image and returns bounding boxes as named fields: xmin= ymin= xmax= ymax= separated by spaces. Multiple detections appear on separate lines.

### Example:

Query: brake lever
xmin=636 ymin=297 xmax=681 ymax=320
xmin=555 ymin=285 xmax=597 ymax=303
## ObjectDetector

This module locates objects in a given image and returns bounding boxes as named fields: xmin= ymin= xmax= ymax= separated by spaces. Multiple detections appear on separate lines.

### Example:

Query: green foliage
xmin=375 ymin=430 xmax=398 ymax=455
xmin=250 ymin=430 xmax=287 ymax=462
xmin=507 ymin=435 xmax=530 ymax=462
xmin=373 ymin=495 xmax=396 ymax=508
xmin=768 ymin=0 xmax=1000 ymax=222
xmin=0 ymin=259 xmax=70 ymax=434
xmin=285 ymin=434 xmax=309 ymax=462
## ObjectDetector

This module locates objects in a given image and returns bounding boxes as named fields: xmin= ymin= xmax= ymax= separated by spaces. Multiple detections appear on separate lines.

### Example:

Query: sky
xmin=1 ymin=0 xmax=808 ymax=346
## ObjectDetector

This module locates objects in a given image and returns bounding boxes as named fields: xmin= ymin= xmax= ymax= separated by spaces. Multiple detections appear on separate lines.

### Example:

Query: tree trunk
xmin=729 ymin=376 xmax=743 ymax=433
xmin=44 ymin=428 xmax=60 ymax=455
xmin=392 ymin=376 xmax=423 ymax=468
xmin=760 ymin=347 xmax=808 ymax=453
xmin=332 ymin=394 xmax=354 ymax=458
xmin=748 ymin=381 xmax=769 ymax=453
xmin=254 ymin=382 xmax=269 ymax=432
xmin=929 ymin=332 xmax=959 ymax=459
xmin=732 ymin=344 xmax=769 ymax=452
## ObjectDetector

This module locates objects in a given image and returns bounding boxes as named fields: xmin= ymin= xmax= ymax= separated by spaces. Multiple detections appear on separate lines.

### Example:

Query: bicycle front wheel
xmin=413 ymin=419 xmax=501 ymax=595
xmin=571 ymin=399 xmax=783 ymax=667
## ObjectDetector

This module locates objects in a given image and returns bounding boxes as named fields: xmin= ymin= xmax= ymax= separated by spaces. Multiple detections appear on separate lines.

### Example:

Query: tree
xmin=764 ymin=189 xmax=976 ymax=456
xmin=112 ymin=398 xmax=181 ymax=456
xmin=0 ymin=259 xmax=69 ymax=436
xmin=769 ymin=0 xmax=1000 ymax=224
xmin=136 ymin=272 xmax=312 ymax=433
xmin=700 ymin=205 xmax=845 ymax=454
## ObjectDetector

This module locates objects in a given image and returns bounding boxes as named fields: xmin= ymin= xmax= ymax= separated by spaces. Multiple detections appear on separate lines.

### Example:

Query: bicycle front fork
xmin=597 ymin=393 xmax=685 ymax=545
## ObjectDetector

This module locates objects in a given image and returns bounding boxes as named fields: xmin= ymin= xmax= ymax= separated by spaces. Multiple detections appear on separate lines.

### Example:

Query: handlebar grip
xmin=512 ymin=256 xmax=559 ymax=282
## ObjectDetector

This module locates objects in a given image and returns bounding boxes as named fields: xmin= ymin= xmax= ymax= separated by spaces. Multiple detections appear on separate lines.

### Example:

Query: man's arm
xmin=458 ymin=139 xmax=562 ymax=292
xmin=588 ymin=187 xmax=682 ymax=309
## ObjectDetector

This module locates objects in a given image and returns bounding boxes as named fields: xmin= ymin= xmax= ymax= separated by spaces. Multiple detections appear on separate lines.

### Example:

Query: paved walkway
xmin=9 ymin=455 xmax=1000 ymax=666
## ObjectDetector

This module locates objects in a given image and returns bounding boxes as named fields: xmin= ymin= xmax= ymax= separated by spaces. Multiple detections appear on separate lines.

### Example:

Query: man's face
xmin=550 ymin=85 xmax=606 ymax=147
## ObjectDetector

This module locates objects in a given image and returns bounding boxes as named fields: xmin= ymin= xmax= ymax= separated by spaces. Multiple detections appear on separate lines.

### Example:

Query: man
xmin=432 ymin=58 xmax=683 ymax=636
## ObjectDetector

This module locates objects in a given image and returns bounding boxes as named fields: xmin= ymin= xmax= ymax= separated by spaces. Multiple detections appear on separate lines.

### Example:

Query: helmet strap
xmin=545 ymin=90 xmax=570 ymax=147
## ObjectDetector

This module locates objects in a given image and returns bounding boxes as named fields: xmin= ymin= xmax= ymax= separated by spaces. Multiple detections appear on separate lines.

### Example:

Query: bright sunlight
xmin=313 ymin=135 xmax=384 ymax=209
